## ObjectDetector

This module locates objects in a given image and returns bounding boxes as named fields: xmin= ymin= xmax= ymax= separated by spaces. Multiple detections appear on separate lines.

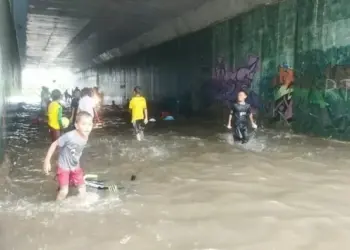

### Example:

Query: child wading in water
xmin=227 ymin=90 xmax=257 ymax=144
xmin=47 ymin=89 xmax=63 ymax=142
xmin=43 ymin=111 xmax=93 ymax=200
xmin=129 ymin=86 xmax=148 ymax=141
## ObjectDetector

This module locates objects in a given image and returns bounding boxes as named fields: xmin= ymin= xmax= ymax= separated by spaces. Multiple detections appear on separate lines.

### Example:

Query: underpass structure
xmin=1 ymin=0 xmax=350 ymax=162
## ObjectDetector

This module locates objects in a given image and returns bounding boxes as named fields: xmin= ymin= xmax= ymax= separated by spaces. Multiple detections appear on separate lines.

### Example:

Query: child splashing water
xmin=43 ymin=111 xmax=93 ymax=201
xmin=227 ymin=90 xmax=258 ymax=144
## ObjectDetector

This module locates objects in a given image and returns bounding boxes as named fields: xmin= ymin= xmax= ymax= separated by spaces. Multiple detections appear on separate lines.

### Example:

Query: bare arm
xmin=249 ymin=113 xmax=254 ymax=124
xmin=128 ymin=99 xmax=132 ymax=113
xmin=43 ymin=140 xmax=58 ymax=174
xmin=143 ymin=99 xmax=148 ymax=120
xmin=70 ymin=108 xmax=76 ymax=120
xmin=44 ymin=140 xmax=58 ymax=163
xmin=227 ymin=112 xmax=233 ymax=127
xmin=144 ymin=108 xmax=148 ymax=120
xmin=93 ymin=108 xmax=100 ymax=121
xmin=249 ymin=113 xmax=257 ymax=128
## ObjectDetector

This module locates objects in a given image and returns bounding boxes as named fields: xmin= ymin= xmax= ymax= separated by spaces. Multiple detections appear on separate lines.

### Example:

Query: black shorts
xmin=233 ymin=124 xmax=249 ymax=144
xmin=132 ymin=119 xmax=144 ymax=134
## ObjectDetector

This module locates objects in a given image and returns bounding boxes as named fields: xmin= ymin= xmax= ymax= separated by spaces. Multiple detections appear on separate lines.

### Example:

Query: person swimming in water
xmin=227 ymin=90 xmax=257 ymax=144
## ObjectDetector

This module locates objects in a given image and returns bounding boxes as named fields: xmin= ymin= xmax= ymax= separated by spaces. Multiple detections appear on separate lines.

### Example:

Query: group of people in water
xmin=41 ymin=86 xmax=101 ymax=142
xmin=41 ymin=85 xmax=256 ymax=201
xmin=42 ymin=86 xmax=148 ymax=200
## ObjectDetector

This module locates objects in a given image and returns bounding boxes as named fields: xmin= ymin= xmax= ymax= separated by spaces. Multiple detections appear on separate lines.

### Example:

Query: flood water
xmin=2 ymin=104 xmax=350 ymax=250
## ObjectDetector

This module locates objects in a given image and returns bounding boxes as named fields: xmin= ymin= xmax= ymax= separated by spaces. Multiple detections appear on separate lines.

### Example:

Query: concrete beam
xmin=93 ymin=0 xmax=273 ymax=64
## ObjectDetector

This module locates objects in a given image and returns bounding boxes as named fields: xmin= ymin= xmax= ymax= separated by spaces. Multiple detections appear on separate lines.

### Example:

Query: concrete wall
xmin=11 ymin=0 xmax=28 ymax=66
xmin=211 ymin=0 xmax=350 ymax=140
xmin=93 ymin=0 xmax=271 ymax=64
xmin=95 ymin=28 xmax=212 ymax=119
xmin=76 ymin=69 xmax=98 ymax=89
xmin=0 ymin=0 xmax=21 ymax=161
xmin=91 ymin=0 xmax=350 ymax=140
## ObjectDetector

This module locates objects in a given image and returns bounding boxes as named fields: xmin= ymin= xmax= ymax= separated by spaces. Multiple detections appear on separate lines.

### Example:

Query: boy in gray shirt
xmin=43 ymin=111 xmax=93 ymax=200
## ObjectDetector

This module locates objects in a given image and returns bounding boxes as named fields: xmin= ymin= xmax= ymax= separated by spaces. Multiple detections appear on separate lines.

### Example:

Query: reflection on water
xmin=2 ymin=105 xmax=350 ymax=249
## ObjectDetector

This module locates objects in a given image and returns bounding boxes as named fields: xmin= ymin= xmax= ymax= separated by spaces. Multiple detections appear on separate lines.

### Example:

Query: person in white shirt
xmin=78 ymin=88 xmax=100 ymax=122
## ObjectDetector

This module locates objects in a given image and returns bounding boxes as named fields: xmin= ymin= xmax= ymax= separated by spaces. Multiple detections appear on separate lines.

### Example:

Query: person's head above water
xmin=237 ymin=90 xmax=248 ymax=103
xmin=133 ymin=86 xmax=141 ymax=96
xmin=73 ymin=89 xmax=81 ymax=98
xmin=51 ymin=89 xmax=62 ymax=101
xmin=75 ymin=111 xmax=93 ymax=137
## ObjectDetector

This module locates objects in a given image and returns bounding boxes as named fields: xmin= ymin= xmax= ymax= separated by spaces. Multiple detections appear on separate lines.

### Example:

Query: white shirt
xmin=78 ymin=96 xmax=95 ymax=117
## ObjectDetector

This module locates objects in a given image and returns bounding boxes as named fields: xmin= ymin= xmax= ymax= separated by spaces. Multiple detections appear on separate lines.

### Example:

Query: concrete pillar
xmin=0 ymin=0 xmax=22 ymax=162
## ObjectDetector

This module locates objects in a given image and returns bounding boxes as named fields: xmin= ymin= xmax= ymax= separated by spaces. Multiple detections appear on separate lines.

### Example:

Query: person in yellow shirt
xmin=129 ymin=87 xmax=148 ymax=141
xmin=47 ymin=89 xmax=63 ymax=142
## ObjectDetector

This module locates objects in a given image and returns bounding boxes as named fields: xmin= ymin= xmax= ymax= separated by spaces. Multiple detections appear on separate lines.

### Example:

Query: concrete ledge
xmin=93 ymin=0 xmax=272 ymax=64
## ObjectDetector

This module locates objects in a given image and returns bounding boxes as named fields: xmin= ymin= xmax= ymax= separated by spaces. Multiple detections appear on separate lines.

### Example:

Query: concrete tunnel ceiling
xmin=25 ymin=0 xmax=273 ymax=70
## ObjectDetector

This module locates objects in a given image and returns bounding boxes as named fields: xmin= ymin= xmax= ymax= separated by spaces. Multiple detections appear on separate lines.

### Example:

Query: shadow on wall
xmin=294 ymin=47 xmax=350 ymax=139
xmin=210 ymin=55 xmax=261 ymax=113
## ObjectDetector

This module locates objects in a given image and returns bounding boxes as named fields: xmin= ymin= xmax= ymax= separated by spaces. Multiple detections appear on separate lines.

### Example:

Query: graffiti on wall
xmin=271 ymin=64 xmax=294 ymax=124
xmin=322 ymin=64 xmax=350 ymax=131
xmin=211 ymin=55 xmax=260 ymax=111
xmin=293 ymin=63 xmax=350 ymax=135
xmin=324 ymin=64 xmax=350 ymax=101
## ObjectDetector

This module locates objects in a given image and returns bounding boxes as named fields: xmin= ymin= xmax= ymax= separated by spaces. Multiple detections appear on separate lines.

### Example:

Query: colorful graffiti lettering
xmin=319 ymin=64 xmax=350 ymax=130
xmin=324 ymin=64 xmax=350 ymax=102
xmin=211 ymin=55 xmax=260 ymax=110
xmin=292 ymin=63 xmax=350 ymax=134
xmin=272 ymin=64 xmax=294 ymax=123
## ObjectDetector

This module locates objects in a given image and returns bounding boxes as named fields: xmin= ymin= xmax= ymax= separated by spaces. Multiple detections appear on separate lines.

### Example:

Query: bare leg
xmin=56 ymin=186 xmax=69 ymax=201
xmin=77 ymin=184 xmax=86 ymax=199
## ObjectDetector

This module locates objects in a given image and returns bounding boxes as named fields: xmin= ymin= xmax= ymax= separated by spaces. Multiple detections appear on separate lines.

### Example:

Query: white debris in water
xmin=120 ymin=235 xmax=131 ymax=244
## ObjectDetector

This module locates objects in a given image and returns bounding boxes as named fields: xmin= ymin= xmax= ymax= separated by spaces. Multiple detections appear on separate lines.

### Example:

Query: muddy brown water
xmin=2 ymin=105 xmax=350 ymax=250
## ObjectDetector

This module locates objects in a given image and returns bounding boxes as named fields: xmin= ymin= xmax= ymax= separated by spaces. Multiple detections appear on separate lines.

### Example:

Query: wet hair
xmin=75 ymin=111 xmax=92 ymax=122
xmin=133 ymin=86 xmax=141 ymax=95
xmin=81 ymin=88 xmax=91 ymax=97
xmin=51 ymin=89 xmax=62 ymax=101
xmin=238 ymin=90 xmax=248 ymax=96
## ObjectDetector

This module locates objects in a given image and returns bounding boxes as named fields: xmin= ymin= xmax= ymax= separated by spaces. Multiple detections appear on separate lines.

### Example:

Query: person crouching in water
xmin=43 ymin=111 xmax=93 ymax=201
xmin=227 ymin=90 xmax=257 ymax=144
xmin=129 ymin=87 xmax=148 ymax=141
xmin=47 ymin=89 xmax=64 ymax=142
